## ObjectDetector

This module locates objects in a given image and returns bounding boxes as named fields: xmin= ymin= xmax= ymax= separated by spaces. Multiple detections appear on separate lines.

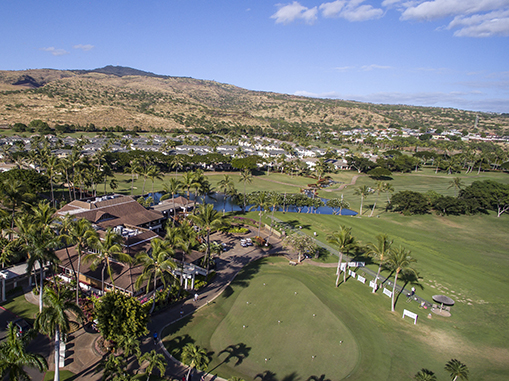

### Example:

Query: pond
xmin=146 ymin=192 xmax=358 ymax=216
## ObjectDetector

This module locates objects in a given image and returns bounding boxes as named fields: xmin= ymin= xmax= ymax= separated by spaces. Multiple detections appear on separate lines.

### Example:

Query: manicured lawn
xmin=252 ymin=211 xmax=509 ymax=351
xmin=163 ymin=257 xmax=509 ymax=380
xmin=1 ymin=293 xmax=40 ymax=325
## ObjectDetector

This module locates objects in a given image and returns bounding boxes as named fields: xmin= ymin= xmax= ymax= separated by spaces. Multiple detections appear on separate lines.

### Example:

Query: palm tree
xmin=1 ymin=179 xmax=34 ymax=236
xmin=147 ymin=165 xmax=163 ymax=196
xmin=369 ymin=181 xmax=386 ymax=217
xmin=217 ymin=175 xmax=234 ymax=215
xmin=248 ymin=191 xmax=269 ymax=237
xmin=35 ymin=287 xmax=83 ymax=381
xmin=172 ymin=154 xmax=186 ymax=177
xmin=138 ymin=349 xmax=166 ymax=381
xmin=43 ymin=154 xmax=59 ymax=208
xmin=266 ymin=192 xmax=281 ymax=244
xmin=327 ymin=226 xmax=356 ymax=287
xmin=135 ymin=238 xmax=177 ymax=313
xmin=181 ymin=343 xmax=210 ymax=381
xmin=414 ymin=368 xmax=437 ymax=381
xmin=162 ymin=178 xmax=181 ymax=226
xmin=444 ymin=359 xmax=469 ymax=381
xmin=84 ymin=228 xmax=131 ymax=293
xmin=125 ymin=158 xmax=141 ymax=196
xmin=181 ymin=171 xmax=197 ymax=202
xmin=448 ymin=177 xmax=464 ymax=197
xmin=354 ymin=185 xmax=372 ymax=217
xmin=238 ymin=169 xmax=253 ymax=213
xmin=365 ymin=233 xmax=393 ymax=292
xmin=20 ymin=213 xmax=60 ymax=313
xmin=61 ymin=217 xmax=98 ymax=304
xmin=0 ymin=322 xmax=48 ymax=381
xmin=189 ymin=203 xmax=225 ymax=272
xmin=385 ymin=246 xmax=418 ymax=312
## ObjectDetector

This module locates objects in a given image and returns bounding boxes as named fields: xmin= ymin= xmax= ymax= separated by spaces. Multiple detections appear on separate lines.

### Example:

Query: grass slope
xmin=163 ymin=257 xmax=509 ymax=380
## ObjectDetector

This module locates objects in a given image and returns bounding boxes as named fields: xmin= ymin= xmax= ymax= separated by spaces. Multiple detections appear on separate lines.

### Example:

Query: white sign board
xmin=383 ymin=288 xmax=392 ymax=298
xmin=402 ymin=309 xmax=418 ymax=325
xmin=357 ymin=275 xmax=366 ymax=284
xmin=340 ymin=263 xmax=347 ymax=272
xmin=369 ymin=281 xmax=377 ymax=289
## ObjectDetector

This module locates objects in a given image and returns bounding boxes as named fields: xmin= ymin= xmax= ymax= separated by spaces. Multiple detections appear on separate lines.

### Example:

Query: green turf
xmin=163 ymin=257 xmax=509 ymax=380
xmin=1 ymin=293 xmax=40 ymax=325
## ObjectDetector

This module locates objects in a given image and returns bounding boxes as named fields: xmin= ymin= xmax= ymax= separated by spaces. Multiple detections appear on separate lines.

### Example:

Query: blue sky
xmin=1 ymin=0 xmax=508 ymax=112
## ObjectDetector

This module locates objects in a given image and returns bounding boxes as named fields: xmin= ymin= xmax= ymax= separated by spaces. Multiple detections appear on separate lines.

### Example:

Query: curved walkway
xmin=323 ymin=174 xmax=361 ymax=192
xmin=142 ymin=230 xmax=286 ymax=381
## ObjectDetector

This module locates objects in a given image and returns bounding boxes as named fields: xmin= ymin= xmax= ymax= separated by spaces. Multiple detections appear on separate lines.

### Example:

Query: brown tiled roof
xmin=56 ymin=195 xmax=163 ymax=228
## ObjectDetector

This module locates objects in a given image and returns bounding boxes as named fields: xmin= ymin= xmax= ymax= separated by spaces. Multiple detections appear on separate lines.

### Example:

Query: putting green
xmin=210 ymin=274 xmax=358 ymax=379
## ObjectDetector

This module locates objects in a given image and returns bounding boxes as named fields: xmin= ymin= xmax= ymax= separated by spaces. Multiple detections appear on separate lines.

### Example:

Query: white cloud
xmin=40 ymin=47 xmax=69 ymax=56
xmin=271 ymin=2 xmax=318 ymax=24
xmin=448 ymin=9 xmax=509 ymax=36
xmin=319 ymin=1 xmax=346 ymax=18
xmin=390 ymin=0 xmax=509 ymax=37
xmin=401 ymin=0 xmax=509 ymax=21
xmin=361 ymin=64 xmax=393 ymax=70
xmin=73 ymin=44 xmax=95 ymax=51
xmin=320 ymin=0 xmax=384 ymax=21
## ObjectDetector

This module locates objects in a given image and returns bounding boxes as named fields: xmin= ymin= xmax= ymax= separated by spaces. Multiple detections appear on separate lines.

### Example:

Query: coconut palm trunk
xmin=391 ymin=269 xmax=400 ymax=312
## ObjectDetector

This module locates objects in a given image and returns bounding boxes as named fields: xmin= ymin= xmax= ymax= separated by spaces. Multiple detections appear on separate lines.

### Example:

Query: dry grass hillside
xmin=0 ymin=66 xmax=507 ymax=133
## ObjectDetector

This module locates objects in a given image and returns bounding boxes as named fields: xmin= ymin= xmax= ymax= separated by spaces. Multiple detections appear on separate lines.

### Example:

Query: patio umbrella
xmin=432 ymin=295 xmax=455 ymax=311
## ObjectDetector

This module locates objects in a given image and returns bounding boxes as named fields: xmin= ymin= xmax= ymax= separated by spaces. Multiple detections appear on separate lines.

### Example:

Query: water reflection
xmin=148 ymin=192 xmax=357 ymax=216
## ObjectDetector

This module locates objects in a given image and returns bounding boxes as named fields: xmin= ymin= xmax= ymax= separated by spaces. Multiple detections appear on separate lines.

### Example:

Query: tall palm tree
xmin=181 ymin=171 xmax=197 ymax=202
xmin=0 ymin=322 xmax=48 ymax=381
xmin=1 ymin=179 xmax=34 ymax=236
xmin=217 ymin=175 xmax=234 ymax=215
xmin=162 ymin=178 xmax=181 ymax=225
xmin=448 ymin=177 xmax=464 ymax=197
xmin=35 ymin=287 xmax=83 ymax=381
xmin=385 ymin=246 xmax=417 ymax=312
xmin=147 ymin=165 xmax=163 ymax=196
xmin=138 ymin=349 xmax=166 ymax=381
xmin=181 ymin=343 xmax=210 ymax=381
xmin=369 ymin=181 xmax=387 ymax=217
xmin=124 ymin=158 xmax=141 ymax=196
xmin=84 ymin=228 xmax=131 ymax=293
xmin=327 ymin=226 xmax=356 ymax=287
xmin=189 ymin=203 xmax=225 ymax=272
xmin=354 ymin=185 xmax=372 ymax=217
xmin=17 ymin=207 xmax=60 ymax=313
xmin=172 ymin=154 xmax=186 ymax=177
xmin=266 ymin=192 xmax=281 ymax=244
xmin=365 ymin=233 xmax=393 ymax=292
xmin=414 ymin=368 xmax=437 ymax=381
xmin=42 ymin=153 xmax=59 ymax=208
xmin=444 ymin=359 xmax=469 ymax=381
xmin=238 ymin=169 xmax=253 ymax=213
xmin=61 ymin=217 xmax=98 ymax=304
xmin=135 ymin=238 xmax=177 ymax=313
xmin=248 ymin=191 xmax=269 ymax=237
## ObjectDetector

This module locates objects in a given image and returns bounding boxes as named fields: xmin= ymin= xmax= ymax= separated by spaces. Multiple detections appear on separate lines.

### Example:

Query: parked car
xmin=7 ymin=318 xmax=30 ymax=337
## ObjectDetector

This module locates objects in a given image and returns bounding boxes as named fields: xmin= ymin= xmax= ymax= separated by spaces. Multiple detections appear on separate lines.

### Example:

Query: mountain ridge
xmin=0 ymin=66 xmax=507 ymax=134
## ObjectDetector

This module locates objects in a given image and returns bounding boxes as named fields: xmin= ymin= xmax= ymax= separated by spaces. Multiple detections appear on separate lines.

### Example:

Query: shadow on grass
xmin=210 ymin=342 xmax=251 ymax=371
xmin=254 ymin=371 xmax=304 ymax=381
xmin=229 ymin=257 xmax=268 ymax=289
xmin=164 ymin=333 xmax=195 ymax=359
xmin=306 ymin=375 xmax=331 ymax=381
xmin=283 ymin=220 xmax=312 ymax=231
